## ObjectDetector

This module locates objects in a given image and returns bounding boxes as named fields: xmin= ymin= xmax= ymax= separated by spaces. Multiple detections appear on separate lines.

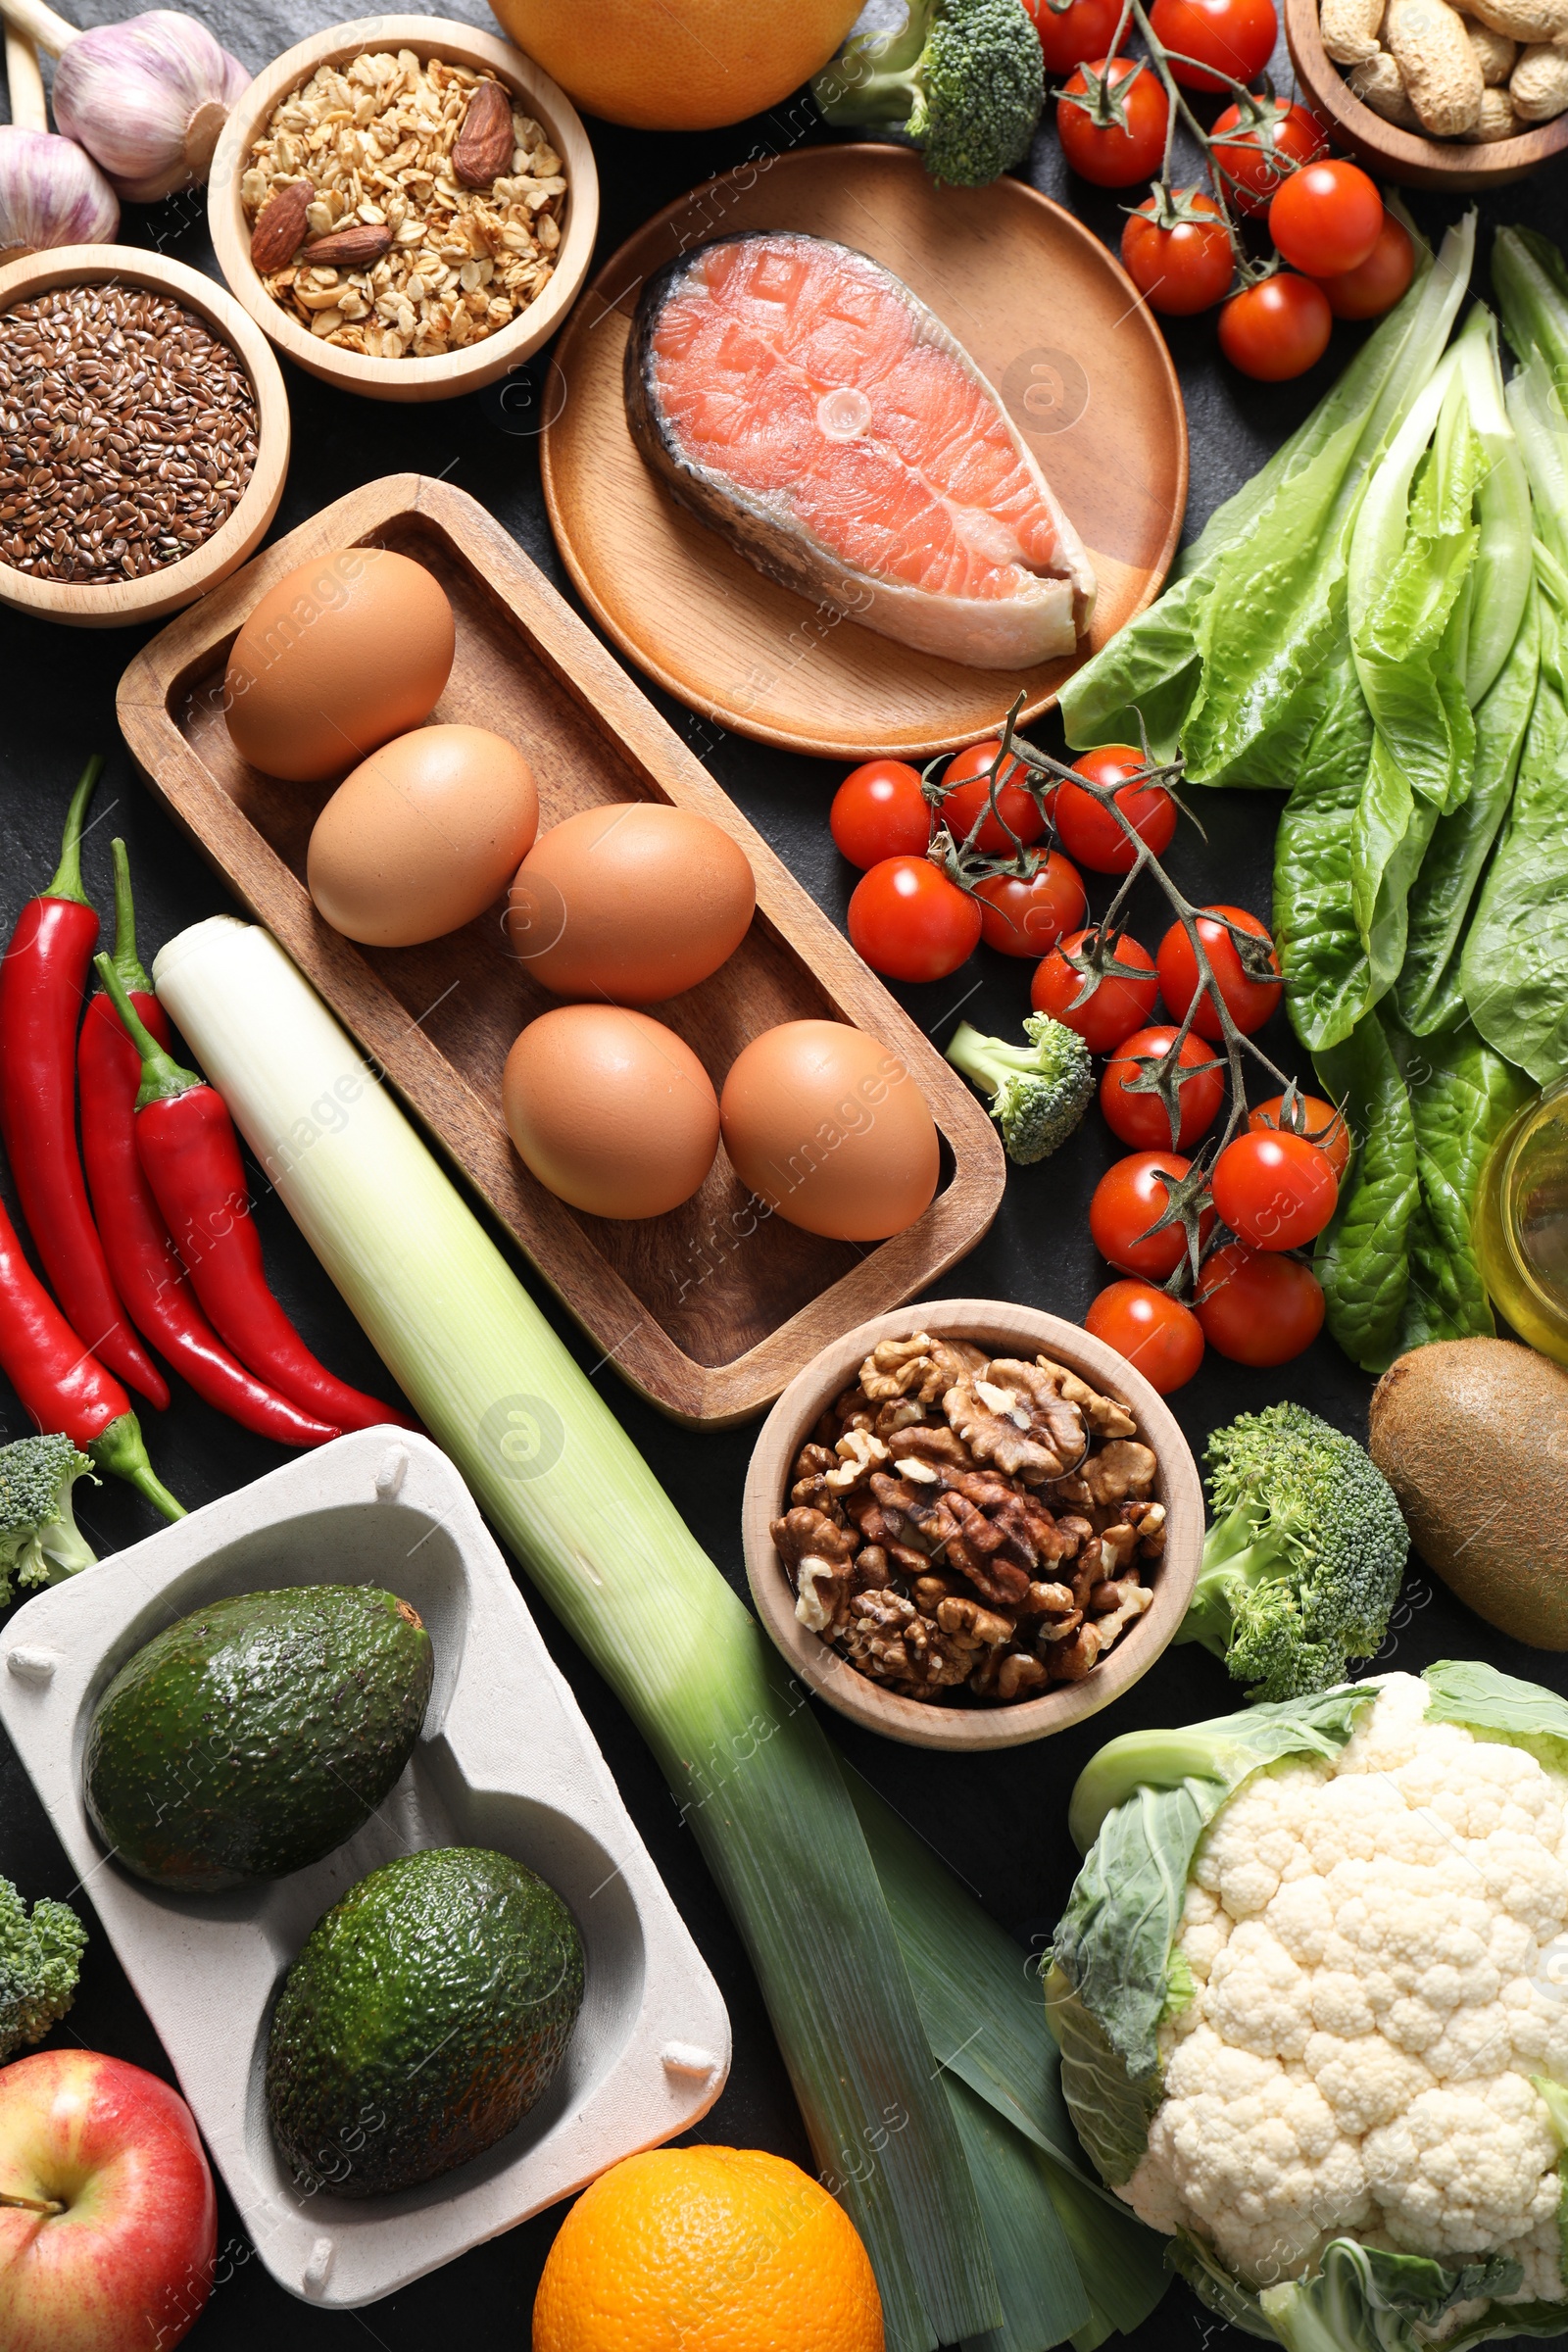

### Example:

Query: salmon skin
xmin=624 ymin=230 xmax=1097 ymax=671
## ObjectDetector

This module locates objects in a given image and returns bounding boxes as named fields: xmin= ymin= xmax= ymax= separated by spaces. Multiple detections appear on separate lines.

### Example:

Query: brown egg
xmin=719 ymin=1020 xmax=939 ymax=1242
xmin=507 ymin=802 xmax=755 ymax=1003
xmin=224 ymin=548 xmax=456 ymax=783
xmin=308 ymin=725 xmax=538 ymax=948
xmin=503 ymin=1005 xmax=720 ymax=1219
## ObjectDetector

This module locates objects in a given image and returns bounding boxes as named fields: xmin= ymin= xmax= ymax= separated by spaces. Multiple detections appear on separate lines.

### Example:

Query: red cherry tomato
xmin=830 ymin=760 xmax=931 ymax=869
xmin=1022 ymin=0 xmax=1126 ymax=73
xmin=1149 ymin=0 xmax=1278 ymax=90
xmin=1305 ymin=211 xmax=1414 ymax=320
xmin=1268 ymin=159 xmax=1383 ymax=279
xmin=1086 ymin=1279 xmax=1205 ymax=1394
xmin=1211 ymin=1130 xmax=1339 ymax=1250
xmin=1156 ymin=905 xmax=1282 ymax=1039
xmin=1054 ymin=746 xmax=1178 ymax=875
xmin=1120 ymin=192 xmax=1235 ymax=317
xmin=1032 ymin=928 xmax=1160 ymax=1053
xmin=1249 ymin=1092 xmax=1350 ymax=1183
xmin=1211 ymin=97 xmax=1327 ymax=214
xmin=973 ymin=855 xmax=1087 ymax=958
xmin=1090 ymin=1151 xmax=1216 ymax=1280
xmin=847 ymin=858 xmax=982 ymax=983
xmin=1057 ymin=58 xmax=1170 ymax=187
xmin=939 ymin=739 xmax=1045 ymax=852
xmin=1194 ymin=1240 xmax=1325 ymax=1364
xmin=1219 ymin=274 xmax=1332 ymax=382
xmin=1102 ymin=1025 xmax=1224 ymax=1150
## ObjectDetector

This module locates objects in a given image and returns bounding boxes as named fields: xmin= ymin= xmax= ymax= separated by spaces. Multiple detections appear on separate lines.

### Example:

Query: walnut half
xmin=945 ymin=1358 xmax=1089 ymax=1483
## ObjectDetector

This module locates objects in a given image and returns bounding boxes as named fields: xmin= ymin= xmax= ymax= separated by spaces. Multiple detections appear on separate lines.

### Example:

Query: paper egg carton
xmin=0 ymin=1428 xmax=730 ymax=2309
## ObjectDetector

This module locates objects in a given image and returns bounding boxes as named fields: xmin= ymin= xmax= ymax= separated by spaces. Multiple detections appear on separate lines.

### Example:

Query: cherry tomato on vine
xmin=1219 ymin=273 xmax=1332 ymax=382
xmin=1268 ymin=159 xmax=1383 ymax=278
xmin=1250 ymin=1092 xmax=1350 ymax=1183
xmin=1086 ymin=1279 xmax=1204 ymax=1393
xmin=1156 ymin=905 xmax=1282 ymax=1039
xmin=847 ymin=858 xmax=981 ymax=983
xmin=1022 ymin=0 xmax=1125 ymax=74
xmin=1194 ymin=1240 xmax=1325 ymax=1364
xmin=1120 ymin=191 xmax=1235 ymax=317
xmin=1054 ymin=747 xmax=1178 ymax=874
xmin=1306 ymin=211 xmax=1414 ymax=319
xmin=1057 ymin=58 xmax=1171 ymax=188
xmin=1148 ymin=0 xmax=1277 ymax=90
xmin=1211 ymin=96 xmax=1326 ymax=214
xmin=1032 ymin=928 xmax=1160 ymax=1052
xmin=1101 ymin=1025 xmax=1225 ymax=1150
xmin=830 ymin=760 xmax=931 ymax=869
xmin=973 ymin=856 xmax=1087 ymax=957
xmin=1211 ymin=1130 xmax=1338 ymax=1250
xmin=938 ymin=739 xmax=1045 ymax=852
xmin=1090 ymin=1151 xmax=1215 ymax=1280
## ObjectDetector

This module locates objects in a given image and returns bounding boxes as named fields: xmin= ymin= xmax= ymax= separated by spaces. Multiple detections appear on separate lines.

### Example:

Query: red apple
xmin=0 ymin=2049 xmax=216 ymax=2351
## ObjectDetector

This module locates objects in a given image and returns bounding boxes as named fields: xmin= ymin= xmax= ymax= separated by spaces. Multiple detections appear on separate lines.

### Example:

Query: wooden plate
xmin=540 ymin=145 xmax=1188 ymax=761
xmin=116 ymin=474 xmax=1005 ymax=1428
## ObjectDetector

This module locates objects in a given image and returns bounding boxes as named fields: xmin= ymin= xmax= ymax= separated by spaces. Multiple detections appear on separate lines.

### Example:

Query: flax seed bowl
xmin=741 ymin=1300 xmax=1202 ymax=1752
xmin=0 ymin=246 xmax=288 ymax=629
xmin=206 ymin=16 xmax=598 ymax=404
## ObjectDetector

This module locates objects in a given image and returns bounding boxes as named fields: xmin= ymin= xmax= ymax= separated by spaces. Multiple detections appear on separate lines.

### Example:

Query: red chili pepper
xmin=79 ymin=847 xmax=342 ymax=1451
xmin=0 ymin=1195 xmax=182 ymax=1518
xmin=0 ymin=762 xmax=168 ymax=1410
xmin=96 ymin=956 xmax=414 ymax=1436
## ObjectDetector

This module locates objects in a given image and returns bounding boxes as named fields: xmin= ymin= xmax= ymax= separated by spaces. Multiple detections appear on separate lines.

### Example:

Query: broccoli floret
xmin=0 ymin=1435 xmax=96 ymax=1609
xmin=1179 ymin=1403 xmax=1409 ymax=1704
xmin=946 ymin=1012 xmax=1093 ymax=1163
xmin=0 ymin=1879 xmax=86 ymax=2062
xmin=812 ymin=0 xmax=1045 ymax=187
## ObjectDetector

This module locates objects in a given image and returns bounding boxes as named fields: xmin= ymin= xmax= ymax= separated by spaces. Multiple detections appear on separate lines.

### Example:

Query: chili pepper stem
xmin=107 ymin=840 xmax=152 ymax=996
xmin=88 ymin=1411 xmax=185 ymax=1521
xmin=94 ymin=956 xmax=199 ymax=1109
xmin=45 ymin=758 xmax=104 ymax=907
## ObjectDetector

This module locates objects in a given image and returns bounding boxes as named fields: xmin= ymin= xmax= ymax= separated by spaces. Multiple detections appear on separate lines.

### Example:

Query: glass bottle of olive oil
xmin=1475 ymin=1078 xmax=1568 ymax=1365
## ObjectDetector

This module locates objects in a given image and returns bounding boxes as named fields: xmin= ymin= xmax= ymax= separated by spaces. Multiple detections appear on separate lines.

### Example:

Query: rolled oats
xmin=241 ymin=49 xmax=567 ymax=362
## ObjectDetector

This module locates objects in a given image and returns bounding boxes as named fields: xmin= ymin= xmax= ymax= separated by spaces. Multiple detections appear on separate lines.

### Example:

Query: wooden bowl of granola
xmin=742 ymin=1300 xmax=1202 ymax=1751
xmin=206 ymin=16 xmax=599 ymax=403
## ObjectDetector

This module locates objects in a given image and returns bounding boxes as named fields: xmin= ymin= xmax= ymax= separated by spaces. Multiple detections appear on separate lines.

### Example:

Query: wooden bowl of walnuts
xmin=1284 ymin=0 xmax=1568 ymax=190
xmin=741 ymin=1299 xmax=1202 ymax=1752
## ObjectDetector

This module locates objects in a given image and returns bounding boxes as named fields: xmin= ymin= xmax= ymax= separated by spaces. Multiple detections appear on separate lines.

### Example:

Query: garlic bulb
xmin=1 ymin=0 xmax=250 ymax=203
xmin=0 ymin=24 xmax=118 ymax=261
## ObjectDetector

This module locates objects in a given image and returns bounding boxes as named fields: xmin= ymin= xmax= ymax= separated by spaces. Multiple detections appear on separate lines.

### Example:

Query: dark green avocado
xmin=265 ymin=1845 xmax=585 ymax=2197
xmin=83 ymin=1585 xmax=433 ymax=1892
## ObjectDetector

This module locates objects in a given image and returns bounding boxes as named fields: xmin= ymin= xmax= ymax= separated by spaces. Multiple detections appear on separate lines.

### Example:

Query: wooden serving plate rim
xmin=1283 ymin=0 xmax=1568 ymax=185
xmin=205 ymin=14 xmax=600 ymax=404
xmin=0 ymin=245 xmax=290 ymax=628
xmin=539 ymin=144 xmax=1189 ymax=760
xmin=117 ymin=472 xmax=1007 ymax=1428
xmin=741 ymin=1299 xmax=1203 ymax=1751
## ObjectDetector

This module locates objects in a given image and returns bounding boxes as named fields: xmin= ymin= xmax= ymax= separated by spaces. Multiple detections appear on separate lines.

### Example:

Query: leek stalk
xmin=154 ymin=919 xmax=1003 ymax=2352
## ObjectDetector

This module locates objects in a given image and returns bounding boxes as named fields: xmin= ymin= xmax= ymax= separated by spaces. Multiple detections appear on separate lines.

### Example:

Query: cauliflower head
xmin=1051 ymin=1666 xmax=1568 ymax=2346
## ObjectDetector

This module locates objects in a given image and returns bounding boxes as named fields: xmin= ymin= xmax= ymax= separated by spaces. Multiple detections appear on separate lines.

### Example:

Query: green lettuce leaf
xmin=1274 ymin=656 xmax=1378 ymax=1050
xmin=1396 ymin=591 xmax=1539 ymax=1035
xmin=1398 ymin=1025 xmax=1530 ymax=1346
xmin=1313 ymin=1011 xmax=1419 ymax=1372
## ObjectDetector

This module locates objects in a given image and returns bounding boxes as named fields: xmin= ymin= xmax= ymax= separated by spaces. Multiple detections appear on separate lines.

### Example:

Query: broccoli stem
xmin=1177 ymin=1509 xmax=1296 ymax=1658
xmin=814 ymin=2 xmax=931 ymax=125
xmin=945 ymin=1023 xmax=1036 ymax=1098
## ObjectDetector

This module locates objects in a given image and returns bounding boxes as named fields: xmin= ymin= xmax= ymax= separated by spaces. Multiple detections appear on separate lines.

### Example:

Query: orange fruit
xmin=486 ymin=0 xmax=862 ymax=132
xmin=532 ymin=2144 xmax=884 ymax=2352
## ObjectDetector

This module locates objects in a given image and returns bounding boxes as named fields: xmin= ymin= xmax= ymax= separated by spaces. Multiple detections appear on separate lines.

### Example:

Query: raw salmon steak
xmin=624 ymin=231 xmax=1097 ymax=671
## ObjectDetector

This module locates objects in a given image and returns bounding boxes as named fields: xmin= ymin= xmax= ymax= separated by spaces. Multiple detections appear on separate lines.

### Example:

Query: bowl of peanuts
xmin=1284 ymin=0 xmax=1568 ymax=189
xmin=207 ymin=15 xmax=599 ymax=402
xmin=740 ymin=1299 xmax=1202 ymax=1752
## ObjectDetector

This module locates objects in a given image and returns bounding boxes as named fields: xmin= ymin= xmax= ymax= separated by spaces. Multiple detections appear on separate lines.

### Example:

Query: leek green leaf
xmin=949 ymin=2076 xmax=1091 ymax=2352
xmin=1039 ymin=2150 xmax=1170 ymax=2342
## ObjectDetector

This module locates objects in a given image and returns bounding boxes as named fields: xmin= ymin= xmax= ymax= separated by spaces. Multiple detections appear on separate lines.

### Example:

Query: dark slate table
xmin=3 ymin=7 xmax=1567 ymax=2345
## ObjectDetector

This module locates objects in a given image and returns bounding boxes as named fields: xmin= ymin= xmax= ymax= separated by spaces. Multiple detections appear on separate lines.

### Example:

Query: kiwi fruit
xmin=1368 ymin=1337 xmax=1568 ymax=1647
